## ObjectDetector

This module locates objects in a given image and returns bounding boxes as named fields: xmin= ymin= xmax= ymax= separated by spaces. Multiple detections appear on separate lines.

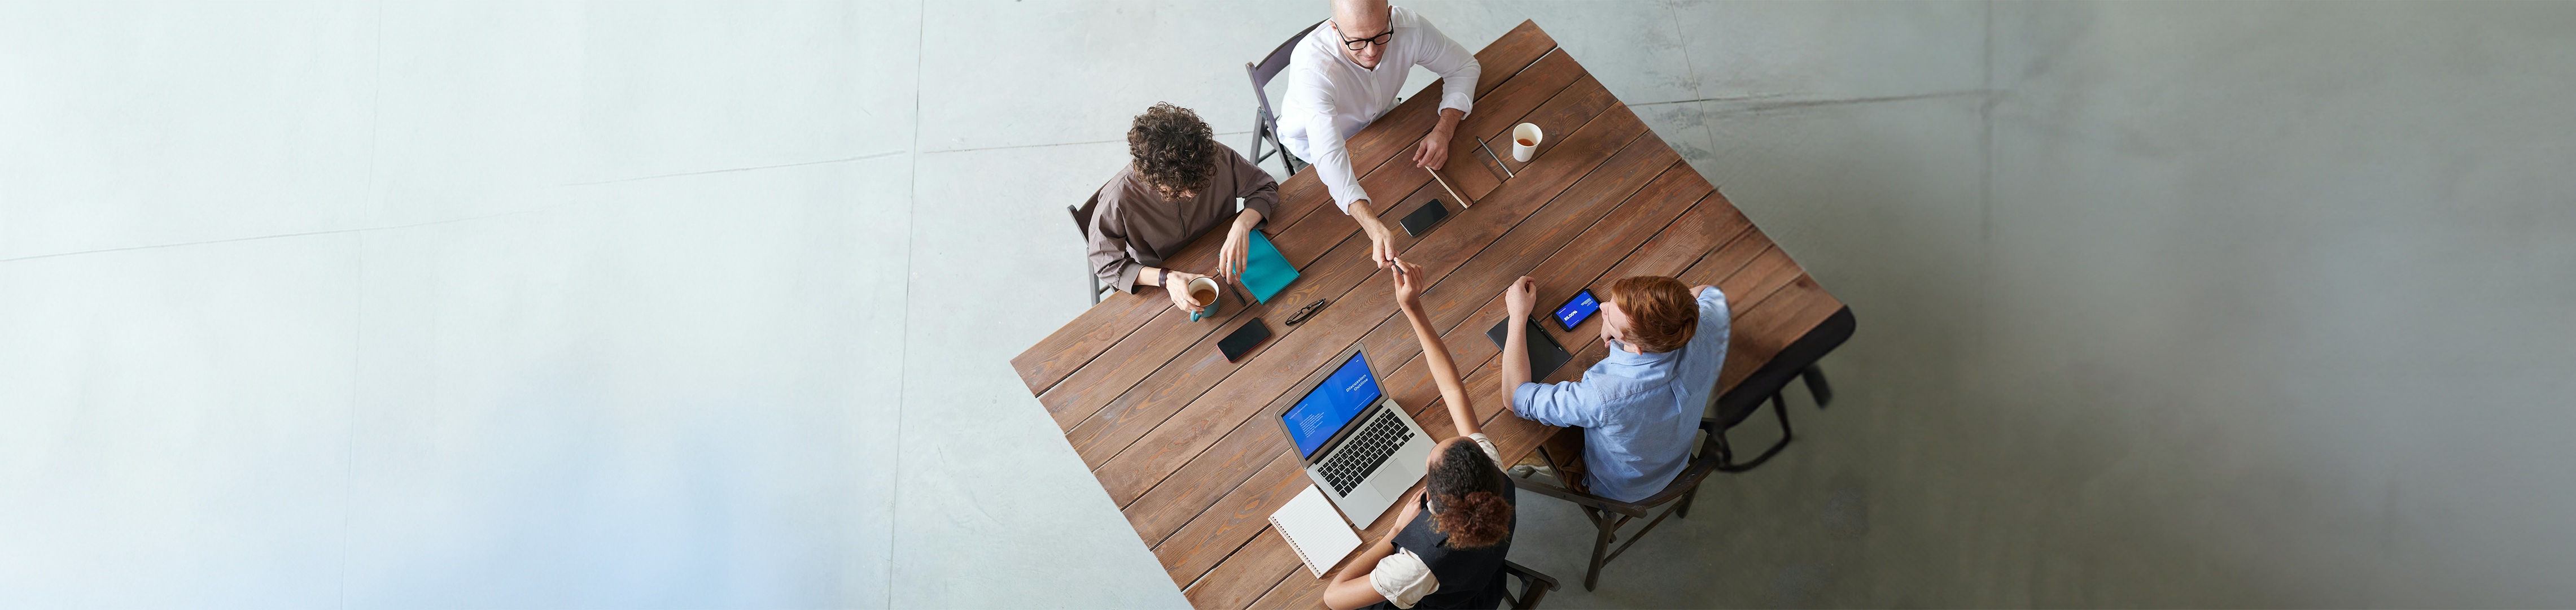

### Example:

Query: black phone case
xmin=1399 ymin=199 xmax=1450 ymax=237
xmin=1487 ymin=317 xmax=1576 ymax=380
xmin=1219 ymin=318 xmax=1271 ymax=363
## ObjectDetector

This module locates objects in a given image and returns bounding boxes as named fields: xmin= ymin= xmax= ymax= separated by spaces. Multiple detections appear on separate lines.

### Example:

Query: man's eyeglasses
xmin=1340 ymin=30 xmax=1392 ymax=51
xmin=1338 ymin=8 xmax=1394 ymax=51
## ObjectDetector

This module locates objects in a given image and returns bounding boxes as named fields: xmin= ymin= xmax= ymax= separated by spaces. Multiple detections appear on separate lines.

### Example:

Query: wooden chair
xmin=1244 ymin=21 xmax=1323 ymax=178
xmin=1499 ymin=560 xmax=1562 ymax=609
xmin=1517 ymin=306 xmax=1856 ymax=590
xmin=1069 ymin=188 xmax=1115 ymax=305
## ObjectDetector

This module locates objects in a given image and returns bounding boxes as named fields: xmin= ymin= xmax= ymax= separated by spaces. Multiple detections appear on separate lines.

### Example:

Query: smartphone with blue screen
xmin=1552 ymin=289 xmax=1600 ymax=332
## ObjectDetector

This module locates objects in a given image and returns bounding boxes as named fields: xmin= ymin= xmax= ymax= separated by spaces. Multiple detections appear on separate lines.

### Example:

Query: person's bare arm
xmin=1498 ymin=277 xmax=1538 ymax=414
xmin=1322 ymin=488 xmax=1424 ymax=609
xmin=1391 ymin=260 xmax=1479 ymax=437
xmin=1346 ymin=199 xmax=1395 ymax=268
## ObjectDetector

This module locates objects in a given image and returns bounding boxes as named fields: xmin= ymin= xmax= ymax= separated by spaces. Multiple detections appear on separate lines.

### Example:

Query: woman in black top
xmin=1323 ymin=259 xmax=1519 ymax=610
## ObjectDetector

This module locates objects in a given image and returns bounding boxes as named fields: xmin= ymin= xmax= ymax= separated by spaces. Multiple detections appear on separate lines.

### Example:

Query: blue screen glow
xmin=1555 ymin=290 xmax=1600 ymax=330
xmin=1283 ymin=351 xmax=1381 ymax=458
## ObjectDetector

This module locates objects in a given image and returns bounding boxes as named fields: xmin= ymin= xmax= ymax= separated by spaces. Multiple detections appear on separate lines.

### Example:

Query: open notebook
xmin=1269 ymin=484 xmax=1363 ymax=578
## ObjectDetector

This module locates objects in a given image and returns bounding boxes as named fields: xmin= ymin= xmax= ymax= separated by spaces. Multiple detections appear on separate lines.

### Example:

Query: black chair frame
xmin=1517 ymin=306 xmax=1855 ymax=590
xmin=1246 ymin=21 xmax=1324 ymax=178
xmin=1069 ymin=187 xmax=1116 ymax=305
xmin=1499 ymin=559 xmax=1560 ymax=609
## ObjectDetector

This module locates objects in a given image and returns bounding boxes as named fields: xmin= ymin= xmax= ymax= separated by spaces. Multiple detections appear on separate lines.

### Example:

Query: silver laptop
xmin=1273 ymin=349 xmax=1437 ymax=529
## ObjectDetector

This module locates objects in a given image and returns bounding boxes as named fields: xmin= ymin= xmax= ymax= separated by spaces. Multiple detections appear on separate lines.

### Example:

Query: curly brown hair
xmin=1428 ymin=439 xmax=1513 ymax=548
xmin=1604 ymin=275 xmax=1699 ymax=354
xmin=1128 ymin=102 xmax=1218 ymax=199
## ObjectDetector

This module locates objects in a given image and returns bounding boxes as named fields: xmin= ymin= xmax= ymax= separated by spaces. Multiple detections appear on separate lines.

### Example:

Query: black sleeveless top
xmin=1383 ymin=477 xmax=1517 ymax=609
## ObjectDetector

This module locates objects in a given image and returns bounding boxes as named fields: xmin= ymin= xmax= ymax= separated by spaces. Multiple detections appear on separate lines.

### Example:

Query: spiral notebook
xmin=1269 ymin=484 xmax=1363 ymax=578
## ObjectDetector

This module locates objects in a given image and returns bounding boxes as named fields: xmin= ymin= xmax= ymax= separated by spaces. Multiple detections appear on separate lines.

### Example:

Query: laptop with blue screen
xmin=1271 ymin=348 xmax=1436 ymax=528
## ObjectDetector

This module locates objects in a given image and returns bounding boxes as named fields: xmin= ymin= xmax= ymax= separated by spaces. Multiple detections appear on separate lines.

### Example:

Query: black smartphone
xmin=1399 ymin=199 xmax=1451 ymax=237
xmin=1218 ymin=318 xmax=1271 ymax=363
xmin=1552 ymin=289 xmax=1601 ymax=332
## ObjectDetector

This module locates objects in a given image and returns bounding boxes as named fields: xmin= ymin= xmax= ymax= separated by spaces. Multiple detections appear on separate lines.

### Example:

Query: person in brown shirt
xmin=1090 ymin=103 xmax=1282 ymax=312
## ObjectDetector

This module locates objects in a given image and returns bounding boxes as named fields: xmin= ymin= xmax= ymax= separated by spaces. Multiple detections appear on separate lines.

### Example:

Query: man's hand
xmin=1411 ymin=129 xmax=1451 ymax=169
xmin=1503 ymin=276 xmax=1538 ymax=318
xmin=1412 ymin=108 xmax=1464 ymax=169
xmin=1356 ymin=212 xmax=1397 ymax=269
xmin=1389 ymin=258 xmax=1425 ymax=312
xmin=1162 ymin=270 xmax=1209 ymax=312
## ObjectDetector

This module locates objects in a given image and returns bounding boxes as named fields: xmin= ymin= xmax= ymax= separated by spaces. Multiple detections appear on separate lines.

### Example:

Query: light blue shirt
xmin=1512 ymin=287 xmax=1729 ymax=503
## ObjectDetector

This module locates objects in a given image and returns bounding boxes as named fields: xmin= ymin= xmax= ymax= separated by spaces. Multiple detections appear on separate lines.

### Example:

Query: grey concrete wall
xmin=1648 ymin=2 xmax=2576 ymax=606
xmin=2 ymin=1 xmax=2571 ymax=607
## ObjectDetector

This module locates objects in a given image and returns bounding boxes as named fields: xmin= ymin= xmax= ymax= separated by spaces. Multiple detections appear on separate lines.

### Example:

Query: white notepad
xmin=1269 ymin=485 xmax=1364 ymax=578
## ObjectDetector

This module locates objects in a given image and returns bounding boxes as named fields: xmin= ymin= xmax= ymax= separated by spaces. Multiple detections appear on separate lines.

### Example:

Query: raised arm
xmin=1497 ymin=277 xmax=1538 ymax=412
xmin=1389 ymin=259 xmax=1479 ymax=437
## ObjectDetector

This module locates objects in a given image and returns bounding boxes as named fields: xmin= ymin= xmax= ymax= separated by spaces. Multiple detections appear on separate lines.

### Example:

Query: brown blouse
xmin=1087 ymin=143 xmax=1280 ymax=292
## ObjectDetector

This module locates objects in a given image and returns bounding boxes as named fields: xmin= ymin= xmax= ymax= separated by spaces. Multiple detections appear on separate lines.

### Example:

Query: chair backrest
xmin=1710 ymin=306 xmax=1856 ymax=428
xmin=1246 ymin=20 xmax=1325 ymax=132
xmin=1069 ymin=187 xmax=1102 ymax=239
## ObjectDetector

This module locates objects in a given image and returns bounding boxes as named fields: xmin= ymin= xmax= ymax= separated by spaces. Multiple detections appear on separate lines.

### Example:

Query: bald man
xmin=1277 ymin=0 xmax=1480 ymax=269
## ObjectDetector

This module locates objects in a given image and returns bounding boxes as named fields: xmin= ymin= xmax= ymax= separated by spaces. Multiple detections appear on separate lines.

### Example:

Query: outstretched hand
xmin=1389 ymin=258 xmax=1425 ymax=311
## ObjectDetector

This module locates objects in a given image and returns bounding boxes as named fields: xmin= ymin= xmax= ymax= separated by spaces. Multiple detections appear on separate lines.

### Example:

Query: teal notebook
xmin=1241 ymin=230 xmax=1299 ymax=304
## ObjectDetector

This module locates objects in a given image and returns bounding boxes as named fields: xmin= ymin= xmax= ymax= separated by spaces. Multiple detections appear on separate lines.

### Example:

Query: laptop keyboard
xmin=1319 ymin=410 xmax=1412 ymax=497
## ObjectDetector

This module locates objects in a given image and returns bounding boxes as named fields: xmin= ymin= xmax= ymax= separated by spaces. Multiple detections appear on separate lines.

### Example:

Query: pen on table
xmin=1426 ymin=167 xmax=1472 ymax=208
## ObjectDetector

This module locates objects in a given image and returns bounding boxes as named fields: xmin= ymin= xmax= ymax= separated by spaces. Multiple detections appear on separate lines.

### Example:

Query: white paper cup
xmin=1511 ymin=123 xmax=1545 ymax=162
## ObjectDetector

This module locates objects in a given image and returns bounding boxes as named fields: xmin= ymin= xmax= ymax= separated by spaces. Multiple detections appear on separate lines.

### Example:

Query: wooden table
xmin=1012 ymin=21 xmax=1849 ymax=609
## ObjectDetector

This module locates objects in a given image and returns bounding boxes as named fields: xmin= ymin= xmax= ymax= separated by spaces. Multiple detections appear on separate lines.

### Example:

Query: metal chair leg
xmin=1717 ymin=392 xmax=1795 ymax=473
xmin=1675 ymin=479 xmax=1699 ymax=519
xmin=1802 ymin=364 xmax=1833 ymax=407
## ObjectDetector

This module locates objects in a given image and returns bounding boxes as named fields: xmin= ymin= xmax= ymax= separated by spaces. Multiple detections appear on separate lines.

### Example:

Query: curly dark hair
xmin=1128 ymin=102 xmax=1218 ymax=199
xmin=1427 ymin=439 xmax=1514 ymax=548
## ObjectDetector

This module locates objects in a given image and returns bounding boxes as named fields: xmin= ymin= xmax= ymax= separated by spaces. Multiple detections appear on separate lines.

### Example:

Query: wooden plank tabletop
xmin=1009 ymin=21 xmax=1847 ymax=609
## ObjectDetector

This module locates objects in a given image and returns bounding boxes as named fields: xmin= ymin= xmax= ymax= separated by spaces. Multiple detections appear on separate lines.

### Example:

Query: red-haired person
xmin=1497 ymin=275 xmax=1728 ymax=503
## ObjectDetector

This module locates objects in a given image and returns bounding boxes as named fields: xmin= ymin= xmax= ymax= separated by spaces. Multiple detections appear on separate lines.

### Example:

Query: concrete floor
xmin=5 ymin=1 xmax=2575 ymax=608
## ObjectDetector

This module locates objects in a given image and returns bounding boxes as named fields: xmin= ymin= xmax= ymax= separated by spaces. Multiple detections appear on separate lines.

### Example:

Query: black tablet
xmin=1486 ymin=317 xmax=1575 ymax=380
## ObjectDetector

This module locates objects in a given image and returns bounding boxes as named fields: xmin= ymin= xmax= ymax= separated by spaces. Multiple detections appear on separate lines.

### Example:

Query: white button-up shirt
xmin=1278 ymin=6 xmax=1480 ymax=213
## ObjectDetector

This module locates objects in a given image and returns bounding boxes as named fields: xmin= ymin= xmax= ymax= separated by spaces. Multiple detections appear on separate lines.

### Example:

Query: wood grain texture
xmin=1011 ymin=23 xmax=1852 ymax=609
xmin=1013 ymin=21 xmax=1560 ymax=399
xmin=1149 ymin=134 xmax=1683 ymax=589
xmin=1374 ymin=163 xmax=1715 ymax=420
xmin=1090 ymin=105 xmax=1652 ymax=507
xmin=1248 ymin=572 xmax=1327 ymax=610
xmin=1181 ymin=527 xmax=1304 ymax=610
xmin=1155 ymin=452 xmax=1312 ymax=586
xmin=1484 ymin=73 xmax=1619 ymax=183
